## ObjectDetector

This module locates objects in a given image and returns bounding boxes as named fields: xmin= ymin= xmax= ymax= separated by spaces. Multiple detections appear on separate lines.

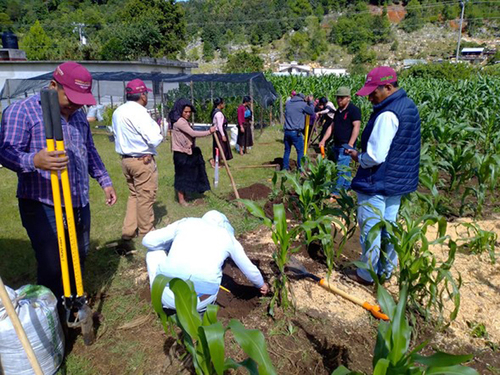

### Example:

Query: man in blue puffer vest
xmin=344 ymin=66 xmax=421 ymax=286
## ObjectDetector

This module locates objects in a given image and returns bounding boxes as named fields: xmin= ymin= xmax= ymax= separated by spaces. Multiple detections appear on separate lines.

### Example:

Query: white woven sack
xmin=0 ymin=284 xmax=64 ymax=375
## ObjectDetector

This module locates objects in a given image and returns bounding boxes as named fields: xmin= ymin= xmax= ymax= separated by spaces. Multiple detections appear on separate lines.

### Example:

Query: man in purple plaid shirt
xmin=0 ymin=62 xmax=117 ymax=304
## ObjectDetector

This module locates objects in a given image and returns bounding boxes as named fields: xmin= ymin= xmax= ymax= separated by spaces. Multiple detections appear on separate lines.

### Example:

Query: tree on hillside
xmin=0 ymin=12 xmax=13 ymax=31
xmin=100 ymin=0 xmax=186 ymax=60
xmin=20 ymin=20 xmax=52 ymax=60
xmin=401 ymin=0 xmax=424 ymax=32
xmin=223 ymin=51 xmax=264 ymax=73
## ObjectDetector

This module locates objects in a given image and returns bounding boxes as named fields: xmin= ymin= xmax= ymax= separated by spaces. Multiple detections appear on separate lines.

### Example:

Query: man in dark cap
xmin=345 ymin=66 xmax=421 ymax=286
xmin=112 ymin=79 xmax=163 ymax=241
xmin=0 ymin=61 xmax=117 ymax=301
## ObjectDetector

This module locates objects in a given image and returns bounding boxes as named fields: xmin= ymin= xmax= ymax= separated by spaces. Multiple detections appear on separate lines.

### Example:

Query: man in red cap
xmin=112 ymin=79 xmax=163 ymax=241
xmin=0 ymin=61 xmax=117 ymax=303
xmin=344 ymin=66 xmax=421 ymax=286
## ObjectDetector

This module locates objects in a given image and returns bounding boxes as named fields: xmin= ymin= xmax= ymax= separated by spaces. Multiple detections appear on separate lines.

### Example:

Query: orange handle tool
xmin=319 ymin=279 xmax=389 ymax=321
xmin=320 ymin=146 xmax=325 ymax=158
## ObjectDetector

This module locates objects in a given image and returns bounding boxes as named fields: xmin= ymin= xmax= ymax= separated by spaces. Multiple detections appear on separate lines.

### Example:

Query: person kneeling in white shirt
xmin=143 ymin=210 xmax=269 ymax=312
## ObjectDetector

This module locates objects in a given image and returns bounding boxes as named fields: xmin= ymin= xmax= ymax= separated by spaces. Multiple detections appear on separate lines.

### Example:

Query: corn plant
xmin=240 ymin=200 xmax=299 ymax=315
xmin=363 ymin=210 xmax=461 ymax=324
xmin=151 ymin=276 xmax=276 ymax=375
xmin=301 ymin=215 xmax=350 ymax=280
xmin=460 ymin=153 xmax=500 ymax=217
xmin=415 ymin=169 xmax=453 ymax=217
xmin=456 ymin=222 xmax=498 ymax=264
xmin=272 ymin=156 xmax=337 ymax=223
xmin=332 ymin=285 xmax=478 ymax=375
xmin=437 ymin=143 xmax=476 ymax=193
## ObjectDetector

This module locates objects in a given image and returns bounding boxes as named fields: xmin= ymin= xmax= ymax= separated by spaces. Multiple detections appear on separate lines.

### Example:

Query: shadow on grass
xmin=153 ymin=202 xmax=168 ymax=227
xmin=0 ymin=236 xmax=122 ymax=357
xmin=0 ymin=238 xmax=37 ymax=288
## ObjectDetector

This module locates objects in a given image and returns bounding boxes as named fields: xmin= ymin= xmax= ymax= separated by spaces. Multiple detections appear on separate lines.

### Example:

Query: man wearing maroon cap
xmin=344 ymin=66 xmax=421 ymax=286
xmin=0 ymin=61 xmax=117 ymax=303
xmin=112 ymin=78 xmax=163 ymax=240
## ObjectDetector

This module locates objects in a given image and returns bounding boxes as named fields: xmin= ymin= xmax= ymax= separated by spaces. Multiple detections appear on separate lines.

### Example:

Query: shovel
xmin=41 ymin=88 xmax=95 ymax=345
xmin=286 ymin=256 xmax=389 ymax=321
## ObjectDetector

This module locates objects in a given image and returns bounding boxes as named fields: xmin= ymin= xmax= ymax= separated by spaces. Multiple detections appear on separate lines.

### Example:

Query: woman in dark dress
xmin=211 ymin=97 xmax=233 ymax=167
xmin=169 ymin=99 xmax=216 ymax=206
xmin=237 ymin=96 xmax=254 ymax=155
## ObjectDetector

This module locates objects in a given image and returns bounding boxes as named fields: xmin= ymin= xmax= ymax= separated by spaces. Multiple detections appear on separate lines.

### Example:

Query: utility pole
xmin=455 ymin=0 xmax=467 ymax=61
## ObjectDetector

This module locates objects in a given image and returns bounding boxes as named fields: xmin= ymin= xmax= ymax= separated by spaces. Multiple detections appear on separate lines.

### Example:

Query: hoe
xmin=287 ymin=256 xmax=389 ymax=321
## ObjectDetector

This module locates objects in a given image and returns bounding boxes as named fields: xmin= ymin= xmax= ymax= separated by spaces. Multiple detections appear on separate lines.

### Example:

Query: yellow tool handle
xmin=0 ymin=277 xmax=44 ymax=375
xmin=219 ymin=285 xmax=231 ymax=293
xmin=56 ymin=141 xmax=83 ymax=297
xmin=319 ymin=279 xmax=389 ymax=321
xmin=57 ymin=140 xmax=84 ymax=297
xmin=303 ymin=115 xmax=310 ymax=156
xmin=47 ymin=139 xmax=72 ymax=298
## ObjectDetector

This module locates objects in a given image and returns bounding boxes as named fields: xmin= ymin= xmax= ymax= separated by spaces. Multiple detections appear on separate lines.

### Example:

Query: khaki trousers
xmin=121 ymin=157 xmax=158 ymax=238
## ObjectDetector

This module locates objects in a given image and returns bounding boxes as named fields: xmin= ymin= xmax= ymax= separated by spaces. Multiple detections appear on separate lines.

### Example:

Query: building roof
xmin=461 ymin=48 xmax=485 ymax=54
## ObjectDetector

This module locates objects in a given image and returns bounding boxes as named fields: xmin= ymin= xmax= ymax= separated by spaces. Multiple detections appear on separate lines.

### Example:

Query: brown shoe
xmin=344 ymin=269 xmax=374 ymax=286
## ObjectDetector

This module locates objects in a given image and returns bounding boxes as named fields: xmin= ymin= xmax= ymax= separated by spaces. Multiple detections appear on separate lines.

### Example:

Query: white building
xmin=274 ymin=61 xmax=347 ymax=76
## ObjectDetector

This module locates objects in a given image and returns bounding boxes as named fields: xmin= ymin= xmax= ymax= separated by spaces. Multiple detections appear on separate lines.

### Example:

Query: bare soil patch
xmin=228 ymin=182 xmax=272 ymax=201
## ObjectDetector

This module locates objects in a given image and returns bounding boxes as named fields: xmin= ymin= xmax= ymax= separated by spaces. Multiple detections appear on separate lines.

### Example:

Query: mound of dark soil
xmin=229 ymin=183 xmax=272 ymax=201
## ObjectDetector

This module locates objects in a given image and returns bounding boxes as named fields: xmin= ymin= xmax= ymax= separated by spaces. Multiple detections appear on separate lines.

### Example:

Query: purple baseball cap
xmin=356 ymin=66 xmax=398 ymax=96
xmin=126 ymin=79 xmax=152 ymax=95
xmin=53 ymin=62 xmax=96 ymax=106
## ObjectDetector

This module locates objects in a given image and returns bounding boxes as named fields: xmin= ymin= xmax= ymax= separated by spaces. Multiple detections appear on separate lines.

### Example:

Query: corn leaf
xmin=228 ymin=319 xmax=277 ymax=375
xmin=169 ymin=278 xmax=202 ymax=341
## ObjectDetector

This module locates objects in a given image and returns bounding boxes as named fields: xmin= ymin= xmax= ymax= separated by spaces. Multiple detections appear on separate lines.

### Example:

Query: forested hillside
xmin=183 ymin=0 xmax=499 ymax=73
xmin=0 ymin=0 xmax=186 ymax=60
xmin=0 ymin=0 xmax=498 ymax=68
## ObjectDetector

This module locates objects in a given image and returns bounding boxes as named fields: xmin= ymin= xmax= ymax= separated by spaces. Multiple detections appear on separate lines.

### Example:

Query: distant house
xmin=403 ymin=59 xmax=427 ymax=69
xmin=460 ymin=48 xmax=487 ymax=64
xmin=274 ymin=61 xmax=347 ymax=76
xmin=275 ymin=61 xmax=311 ymax=76
xmin=312 ymin=68 xmax=347 ymax=76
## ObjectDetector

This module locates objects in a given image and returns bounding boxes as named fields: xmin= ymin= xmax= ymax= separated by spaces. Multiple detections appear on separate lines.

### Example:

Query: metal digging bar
xmin=41 ymin=88 xmax=95 ymax=345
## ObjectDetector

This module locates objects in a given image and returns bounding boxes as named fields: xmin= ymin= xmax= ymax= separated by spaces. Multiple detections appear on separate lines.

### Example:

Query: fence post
xmin=97 ymin=79 xmax=101 ymax=105
xmin=6 ymin=80 xmax=11 ymax=105
xmin=249 ymin=77 xmax=255 ymax=143
xmin=190 ymin=81 xmax=195 ymax=126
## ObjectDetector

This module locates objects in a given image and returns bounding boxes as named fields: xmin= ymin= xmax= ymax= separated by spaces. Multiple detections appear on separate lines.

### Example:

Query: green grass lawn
xmin=0 ymin=125 xmax=289 ymax=374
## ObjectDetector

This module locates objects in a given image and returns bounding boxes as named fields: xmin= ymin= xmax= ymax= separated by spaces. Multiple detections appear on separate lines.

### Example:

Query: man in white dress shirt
xmin=112 ymin=79 xmax=163 ymax=240
xmin=345 ymin=67 xmax=421 ymax=286
xmin=143 ymin=210 xmax=269 ymax=312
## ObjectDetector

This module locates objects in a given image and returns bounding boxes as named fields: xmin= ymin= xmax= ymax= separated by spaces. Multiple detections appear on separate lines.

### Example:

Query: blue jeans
xmin=18 ymin=199 xmax=91 ymax=302
xmin=332 ymin=146 xmax=352 ymax=194
xmin=283 ymin=130 xmax=304 ymax=170
xmin=356 ymin=193 xmax=402 ymax=282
